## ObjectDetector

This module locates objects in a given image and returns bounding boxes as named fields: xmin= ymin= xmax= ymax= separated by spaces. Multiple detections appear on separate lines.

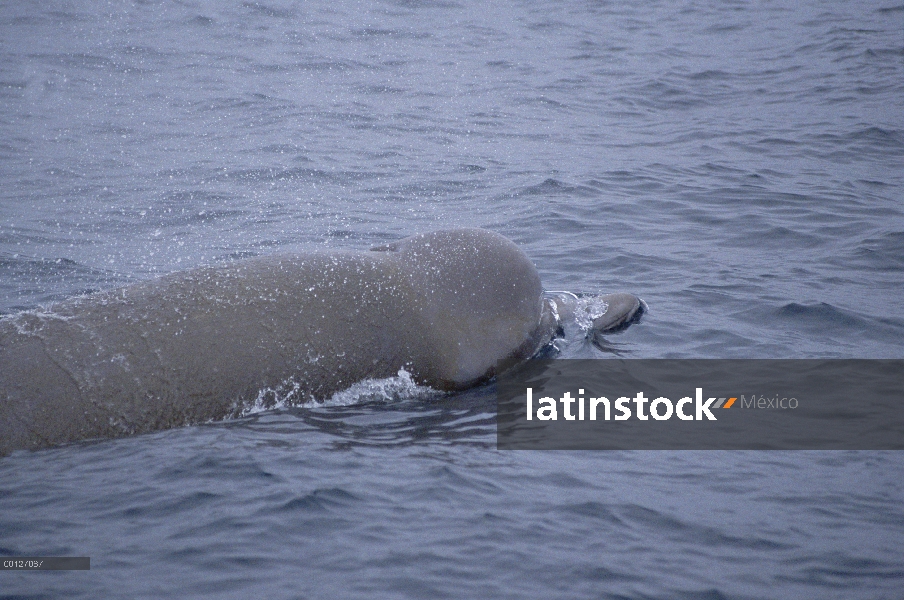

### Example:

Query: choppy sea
xmin=1 ymin=0 xmax=903 ymax=598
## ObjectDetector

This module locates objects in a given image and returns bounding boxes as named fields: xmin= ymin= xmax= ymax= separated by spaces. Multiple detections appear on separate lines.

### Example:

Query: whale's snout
xmin=591 ymin=293 xmax=644 ymax=334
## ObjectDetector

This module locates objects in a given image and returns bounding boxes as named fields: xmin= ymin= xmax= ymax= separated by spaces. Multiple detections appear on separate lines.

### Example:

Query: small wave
xmin=242 ymin=2 xmax=295 ymax=19
xmin=514 ymin=178 xmax=601 ymax=199
xmin=211 ymin=166 xmax=380 ymax=184
xmin=851 ymin=231 xmax=904 ymax=271
xmin=0 ymin=254 xmax=131 ymax=313
xmin=775 ymin=302 xmax=866 ymax=329
xmin=277 ymin=487 xmax=360 ymax=513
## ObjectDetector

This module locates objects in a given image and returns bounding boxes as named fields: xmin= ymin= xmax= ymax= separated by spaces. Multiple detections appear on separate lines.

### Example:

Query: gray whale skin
xmin=0 ymin=229 xmax=639 ymax=454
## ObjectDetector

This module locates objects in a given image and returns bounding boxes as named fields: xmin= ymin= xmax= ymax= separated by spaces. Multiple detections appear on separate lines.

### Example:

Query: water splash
xmin=573 ymin=294 xmax=609 ymax=333
xmin=544 ymin=290 xmax=611 ymax=333
xmin=326 ymin=368 xmax=441 ymax=405
xmin=239 ymin=368 xmax=440 ymax=416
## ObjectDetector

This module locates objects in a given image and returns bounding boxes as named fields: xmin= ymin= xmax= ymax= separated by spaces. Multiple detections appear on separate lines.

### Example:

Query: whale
xmin=0 ymin=228 xmax=641 ymax=455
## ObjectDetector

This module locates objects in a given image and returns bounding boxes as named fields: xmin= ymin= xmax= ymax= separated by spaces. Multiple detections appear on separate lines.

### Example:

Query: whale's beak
xmin=591 ymin=293 xmax=644 ymax=334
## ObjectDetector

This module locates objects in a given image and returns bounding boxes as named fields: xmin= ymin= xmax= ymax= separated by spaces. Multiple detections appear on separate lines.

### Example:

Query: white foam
xmin=326 ymin=368 xmax=440 ymax=406
xmin=239 ymin=368 xmax=440 ymax=417
xmin=4 ymin=309 xmax=74 ymax=336
xmin=573 ymin=295 xmax=609 ymax=333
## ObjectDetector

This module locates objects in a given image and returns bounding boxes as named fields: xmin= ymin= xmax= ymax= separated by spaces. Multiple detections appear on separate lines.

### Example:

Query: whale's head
xmin=371 ymin=229 xmax=549 ymax=388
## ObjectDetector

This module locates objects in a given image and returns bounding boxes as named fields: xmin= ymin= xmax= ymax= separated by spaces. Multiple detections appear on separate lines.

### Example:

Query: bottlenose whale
xmin=0 ymin=229 xmax=641 ymax=454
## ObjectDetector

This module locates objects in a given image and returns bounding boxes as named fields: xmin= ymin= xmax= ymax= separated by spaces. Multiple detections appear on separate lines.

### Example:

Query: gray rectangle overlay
xmin=1 ymin=557 xmax=90 ymax=570
xmin=497 ymin=360 xmax=904 ymax=450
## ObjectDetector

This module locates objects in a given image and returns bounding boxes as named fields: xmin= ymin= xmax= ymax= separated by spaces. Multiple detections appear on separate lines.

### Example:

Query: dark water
xmin=1 ymin=0 xmax=903 ymax=598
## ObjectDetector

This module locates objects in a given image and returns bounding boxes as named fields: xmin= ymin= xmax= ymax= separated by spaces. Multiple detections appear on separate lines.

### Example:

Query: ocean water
xmin=1 ymin=0 xmax=903 ymax=598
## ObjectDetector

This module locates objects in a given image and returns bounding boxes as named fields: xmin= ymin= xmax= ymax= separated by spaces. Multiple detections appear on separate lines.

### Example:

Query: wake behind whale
xmin=0 ymin=229 xmax=641 ymax=455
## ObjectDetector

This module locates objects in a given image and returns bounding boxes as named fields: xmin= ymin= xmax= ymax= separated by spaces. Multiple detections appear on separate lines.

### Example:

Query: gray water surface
xmin=1 ymin=1 xmax=903 ymax=598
